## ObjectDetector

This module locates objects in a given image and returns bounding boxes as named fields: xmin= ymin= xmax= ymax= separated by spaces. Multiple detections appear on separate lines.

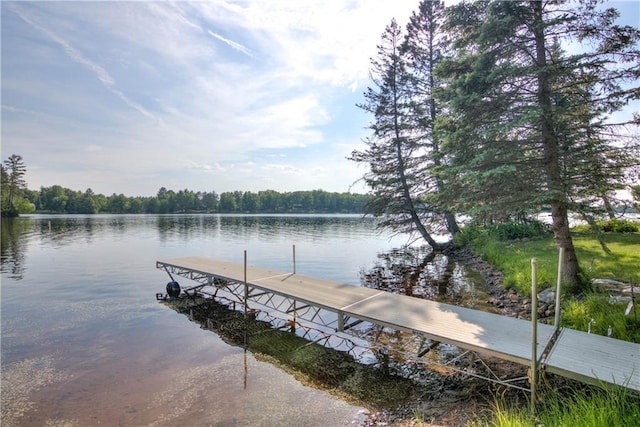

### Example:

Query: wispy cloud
xmin=1 ymin=0 xmax=418 ymax=195
xmin=207 ymin=30 xmax=253 ymax=57
xmin=7 ymin=3 xmax=156 ymax=121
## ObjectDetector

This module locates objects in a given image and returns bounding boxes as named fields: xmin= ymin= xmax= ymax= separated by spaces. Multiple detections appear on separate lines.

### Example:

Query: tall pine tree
xmin=403 ymin=0 xmax=460 ymax=236
xmin=437 ymin=0 xmax=639 ymax=288
xmin=1 ymin=154 xmax=27 ymax=217
xmin=351 ymin=9 xmax=458 ymax=249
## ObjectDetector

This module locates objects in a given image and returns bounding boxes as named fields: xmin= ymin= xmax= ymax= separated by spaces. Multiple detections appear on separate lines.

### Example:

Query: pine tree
xmin=403 ymin=0 xmax=460 ymax=236
xmin=2 ymin=154 xmax=27 ymax=217
xmin=437 ymin=0 xmax=640 ymax=289
xmin=350 ymin=19 xmax=446 ymax=249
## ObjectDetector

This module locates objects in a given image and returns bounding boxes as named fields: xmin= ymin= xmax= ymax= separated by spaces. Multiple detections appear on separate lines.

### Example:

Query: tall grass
xmin=562 ymin=294 xmax=640 ymax=343
xmin=472 ymin=384 xmax=640 ymax=427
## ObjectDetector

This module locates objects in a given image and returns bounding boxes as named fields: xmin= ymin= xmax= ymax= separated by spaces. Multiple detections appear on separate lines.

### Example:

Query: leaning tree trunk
xmin=532 ymin=1 xmax=581 ymax=288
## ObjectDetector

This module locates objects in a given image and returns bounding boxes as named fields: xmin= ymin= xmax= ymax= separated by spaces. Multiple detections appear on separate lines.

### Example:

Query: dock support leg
xmin=292 ymin=244 xmax=296 ymax=274
xmin=531 ymin=258 xmax=538 ymax=414
xmin=554 ymin=247 xmax=564 ymax=328
xmin=337 ymin=311 xmax=344 ymax=332
xmin=244 ymin=250 xmax=248 ymax=317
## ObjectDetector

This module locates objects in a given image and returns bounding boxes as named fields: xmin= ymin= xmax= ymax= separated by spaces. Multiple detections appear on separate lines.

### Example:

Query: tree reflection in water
xmin=1 ymin=217 xmax=31 ymax=280
xmin=360 ymin=246 xmax=489 ymax=308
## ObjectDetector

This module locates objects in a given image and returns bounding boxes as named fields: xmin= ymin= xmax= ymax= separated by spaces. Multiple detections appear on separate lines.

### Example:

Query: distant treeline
xmin=24 ymin=186 xmax=370 ymax=214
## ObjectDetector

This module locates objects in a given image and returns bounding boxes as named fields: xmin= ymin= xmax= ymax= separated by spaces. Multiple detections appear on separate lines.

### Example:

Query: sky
xmin=2 ymin=1 xmax=639 ymax=198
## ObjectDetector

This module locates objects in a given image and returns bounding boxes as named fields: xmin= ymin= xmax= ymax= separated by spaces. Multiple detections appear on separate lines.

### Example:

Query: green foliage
xmin=455 ymin=220 xmax=550 ymax=247
xmin=472 ymin=384 xmax=640 ymax=427
xmin=574 ymin=219 xmax=640 ymax=233
xmin=28 ymin=186 xmax=370 ymax=214
xmin=562 ymin=294 xmax=640 ymax=343
xmin=465 ymin=229 xmax=640 ymax=295
xmin=597 ymin=219 xmax=639 ymax=233
xmin=485 ymin=221 xmax=549 ymax=241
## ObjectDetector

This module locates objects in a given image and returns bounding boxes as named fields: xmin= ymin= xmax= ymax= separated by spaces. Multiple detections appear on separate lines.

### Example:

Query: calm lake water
xmin=1 ymin=214 xmax=414 ymax=427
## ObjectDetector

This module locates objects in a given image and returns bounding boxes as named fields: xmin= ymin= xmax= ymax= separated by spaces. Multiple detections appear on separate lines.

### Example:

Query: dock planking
xmin=157 ymin=256 xmax=640 ymax=392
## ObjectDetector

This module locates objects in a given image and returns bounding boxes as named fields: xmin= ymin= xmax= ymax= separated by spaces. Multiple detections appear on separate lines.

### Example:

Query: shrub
xmin=486 ymin=220 xmax=549 ymax=241
xmin=596 ymin=219 xmax=639 ymax=233
xmin=456 ymin=220 xmax=549 ymax=246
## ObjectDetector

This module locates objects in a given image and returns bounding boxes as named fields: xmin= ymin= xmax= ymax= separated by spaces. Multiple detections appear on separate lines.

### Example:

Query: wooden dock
xmin=157 ymin=256 xmax=639 ymax=392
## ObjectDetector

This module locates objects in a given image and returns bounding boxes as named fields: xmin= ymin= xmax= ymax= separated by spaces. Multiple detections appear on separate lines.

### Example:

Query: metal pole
xmin=293 ymin=244 xmax=296 ymax=274
xmin=555 ymin=247 xmax=564 ymax=328
xmin=531 ymin=258 xmax=538 ymax=414
xmin=244 ymin=250 xmax=248 ymax=316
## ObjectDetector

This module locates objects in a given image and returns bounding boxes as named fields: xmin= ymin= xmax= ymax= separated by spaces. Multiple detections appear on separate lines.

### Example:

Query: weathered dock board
xmin=545 ymin=327 xmax=639 ymax=391
xmin=157 ymin=256 xmax=640 ymax=392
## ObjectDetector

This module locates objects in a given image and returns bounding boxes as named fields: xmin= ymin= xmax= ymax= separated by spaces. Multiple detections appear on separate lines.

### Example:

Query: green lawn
xmin=468 ymin=230 xmax=640 ymax=343
xmin=470 ymin=232 xmax=640 ymax=294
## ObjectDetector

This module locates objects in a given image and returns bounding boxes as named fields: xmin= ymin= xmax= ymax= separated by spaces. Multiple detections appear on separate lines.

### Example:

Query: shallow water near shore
xmin=1 ymin=214 xmax=486 ymax=426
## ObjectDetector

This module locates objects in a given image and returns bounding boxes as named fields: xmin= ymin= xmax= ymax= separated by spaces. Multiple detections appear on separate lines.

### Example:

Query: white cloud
xmin=1 ymin=0 xmax=420 ymax=196
xmin=7 ymin=3 xmax=156 ymax=121
xmin=207 ymin=30 xmax=253 ymax=57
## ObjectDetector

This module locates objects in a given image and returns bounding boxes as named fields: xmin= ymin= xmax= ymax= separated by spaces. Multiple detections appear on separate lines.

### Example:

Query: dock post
xmin=293 ymin=244 xmax=296 ymax=274
xmin=554 ymin=247 xmax=564 ymax=328
xmin=531 ymin=258 xmax=538 ymax=414
xmin=244 ymin=250 xmax=248 ymax=316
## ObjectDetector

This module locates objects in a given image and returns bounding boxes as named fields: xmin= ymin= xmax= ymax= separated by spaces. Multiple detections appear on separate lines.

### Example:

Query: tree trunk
xmin=532 ymin=1 xmax=581 ymax=287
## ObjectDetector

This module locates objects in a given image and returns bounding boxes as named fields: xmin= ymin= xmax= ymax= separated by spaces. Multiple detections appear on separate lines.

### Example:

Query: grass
xmin=466 ymin=229 xmax=640 ymax=343
xmin=572 ymin=232 xmax=640 ymax=285
xmin=467 ymin=231 xmax=640 ymax=295
xmin=472 ymin=383 xmax=640 ymax=427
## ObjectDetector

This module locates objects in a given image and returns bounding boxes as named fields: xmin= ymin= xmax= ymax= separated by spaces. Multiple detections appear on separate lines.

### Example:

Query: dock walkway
xmin=157 ymin=256 xmax=639 ymax=392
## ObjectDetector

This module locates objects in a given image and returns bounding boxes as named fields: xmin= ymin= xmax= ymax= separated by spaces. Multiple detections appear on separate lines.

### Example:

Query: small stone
xmin=538 ymin=288 xmax=556 ymax=304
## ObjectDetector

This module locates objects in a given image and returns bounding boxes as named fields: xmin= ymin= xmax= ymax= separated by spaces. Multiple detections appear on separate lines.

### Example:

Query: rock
xmin=593 ymin=278 xmax=628 ymax=287
xmin=537 ymin=288 xmax=556 ymax=304
xmin=537 ymin=304 xmax=548 ymax=315
xmin=609 ymin=295 xmax=632 ymax=304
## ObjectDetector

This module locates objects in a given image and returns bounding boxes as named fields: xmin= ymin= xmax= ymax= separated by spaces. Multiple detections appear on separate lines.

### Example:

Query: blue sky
xmin=2 ymin=1 xmax=638 ymax=197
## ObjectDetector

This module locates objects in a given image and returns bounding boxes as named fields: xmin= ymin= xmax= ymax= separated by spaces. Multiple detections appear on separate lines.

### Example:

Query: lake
xmin=1 ymin=214 xmax=415 ymax=427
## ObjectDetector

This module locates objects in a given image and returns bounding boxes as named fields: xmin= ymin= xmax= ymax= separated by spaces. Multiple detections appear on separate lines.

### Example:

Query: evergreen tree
xmin=403 ymin=0 xmax=460 ymax=236
xmin=2 ymin=154 xmax=27 ymax=217
xmin=350 ymin=19 xmax=446 ymax=249
xmin=437 ymin=0 xmax=640 ymax=288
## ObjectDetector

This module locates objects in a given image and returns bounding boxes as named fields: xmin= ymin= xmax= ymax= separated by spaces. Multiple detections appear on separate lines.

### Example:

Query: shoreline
xmin=362 ymin=246 xmax=551 ymax=426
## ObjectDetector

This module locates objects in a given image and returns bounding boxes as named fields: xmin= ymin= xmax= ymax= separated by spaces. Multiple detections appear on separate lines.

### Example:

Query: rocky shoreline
xmin=445 ymin=246 xmax=558 ymax=322
xmin=361 ymin=246 xmax=637 ymax=426
xmin=360 ymin=246 xmax=555 ymax=426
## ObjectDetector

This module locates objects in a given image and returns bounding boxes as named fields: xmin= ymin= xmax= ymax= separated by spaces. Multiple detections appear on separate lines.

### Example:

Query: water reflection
xmin=3 ymin=214 xmax=382 ymax=426
xmin=1 ymin=217 xmax=31 ymax=280
xmin=154 ymin=214 xmax=376 ymax=243
xmin=361 ymin=246 xmax=490 ymax=310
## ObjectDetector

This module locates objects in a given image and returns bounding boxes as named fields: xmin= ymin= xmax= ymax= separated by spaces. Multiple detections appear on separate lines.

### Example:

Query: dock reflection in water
xmin=3 ymin=214 xmax=413 ymax=427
